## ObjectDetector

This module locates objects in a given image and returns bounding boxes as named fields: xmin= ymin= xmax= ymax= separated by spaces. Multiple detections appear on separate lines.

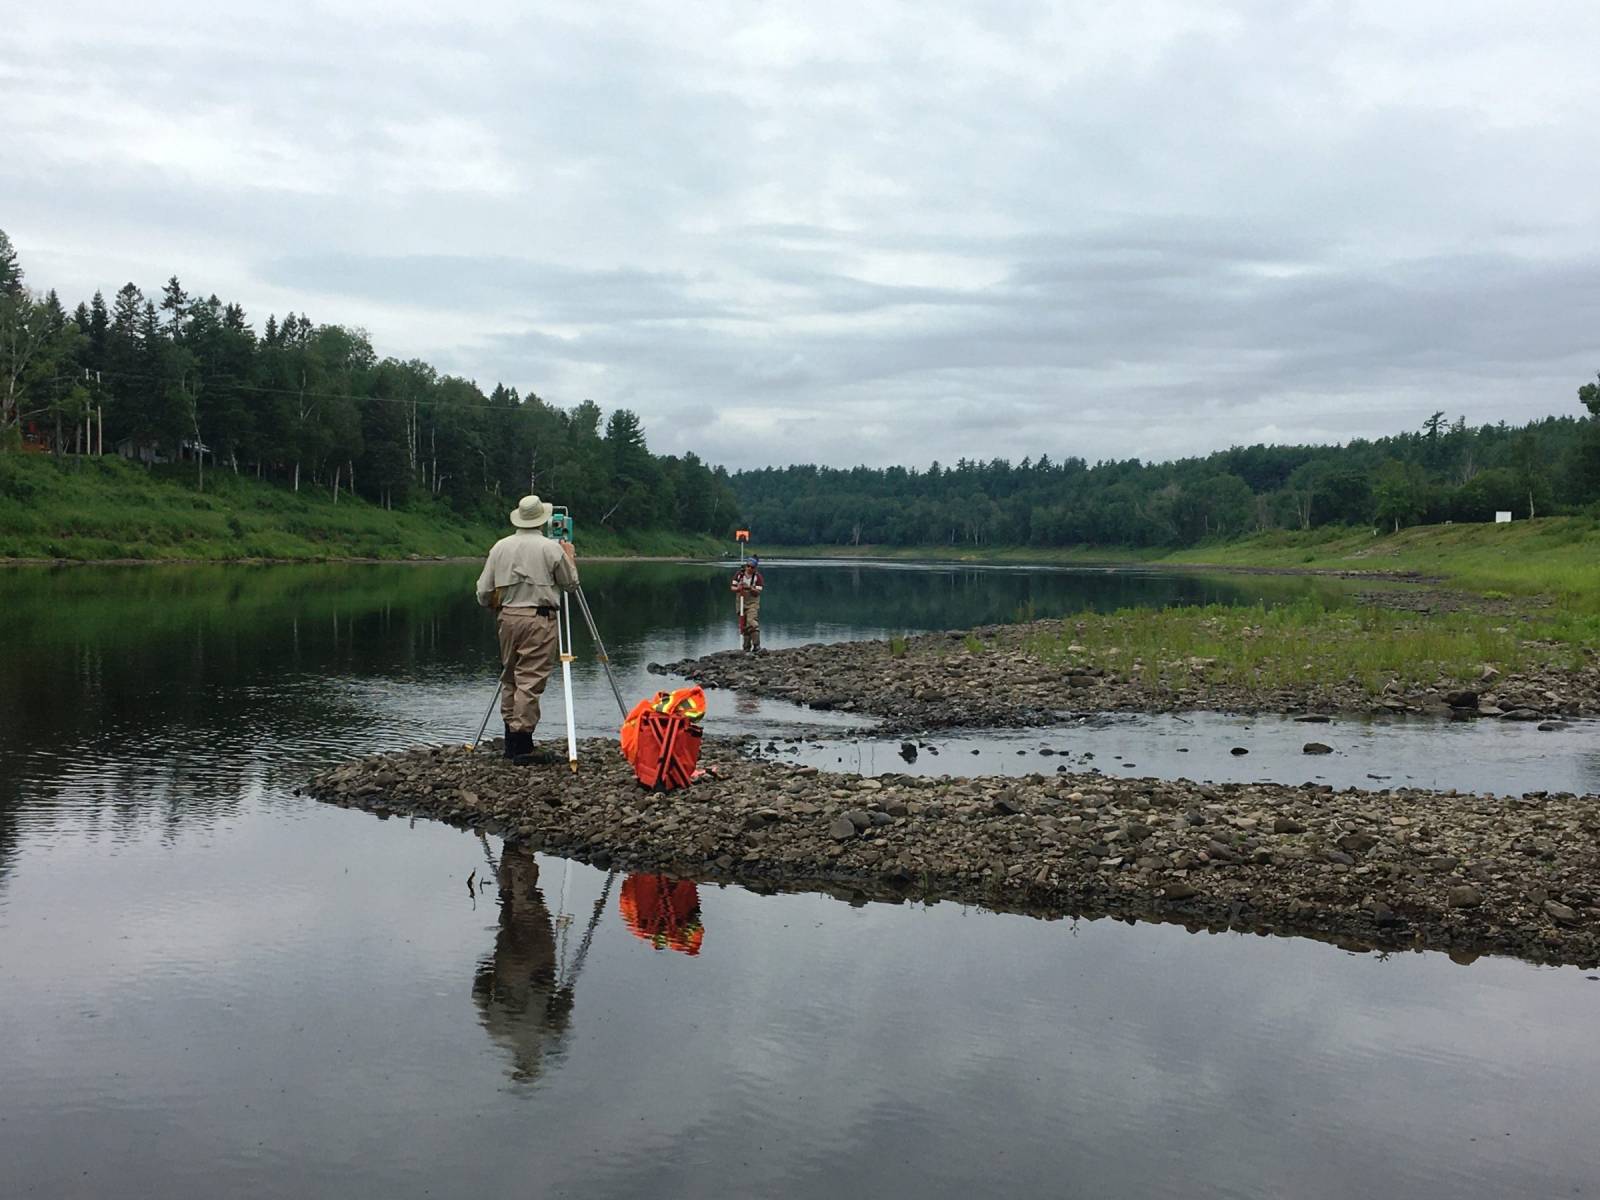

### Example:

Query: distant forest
xmin=6 ymin=228 xmax=1600 ymax=551
xmin=0 ymin=229 xmax=742 ymax=536
xmin=734 ymin=403 xmax=1600 ymax=548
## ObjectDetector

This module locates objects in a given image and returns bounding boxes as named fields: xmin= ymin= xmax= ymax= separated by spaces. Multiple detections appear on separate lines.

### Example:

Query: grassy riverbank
xmin=1026 ymin=598 xmax=1591 ymax=697
xmin=760 ymin=517 xmax=1600 ymax=607
xmin=0 ymin=455 xmax=722 ymax=562
xmin=1164 ymin=520 xmax=1600 ymax=601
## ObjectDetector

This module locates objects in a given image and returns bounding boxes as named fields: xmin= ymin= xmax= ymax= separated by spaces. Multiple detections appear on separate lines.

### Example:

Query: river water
xmin=2 ymin=560 xmax=1597 ymax=1198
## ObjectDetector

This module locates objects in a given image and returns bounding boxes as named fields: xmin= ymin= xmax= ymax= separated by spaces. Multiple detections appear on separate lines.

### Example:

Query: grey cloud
xmin=461 ymin=237 xmax=1599 ymax=467
xmin=260 ymin=254 xmax=741 ymax=324
xmin=6 ymin=1 xmax=1600 ymax=471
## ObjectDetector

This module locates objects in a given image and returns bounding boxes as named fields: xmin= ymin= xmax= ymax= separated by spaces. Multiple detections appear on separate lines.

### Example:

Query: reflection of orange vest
xmin=619 ymin=875 xmax=704 ymax=955
xmin=620 ymin=687 xmax=706 ymax=791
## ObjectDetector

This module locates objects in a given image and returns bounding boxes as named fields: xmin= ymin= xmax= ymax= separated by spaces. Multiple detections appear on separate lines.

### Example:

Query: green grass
xmin=1165 ymin=520 xmax=1600 ymax=609
xmin=1027 ymin=598 xmax=1588 ymax=696
xmin=0 ymin=454 xmax=723 ymax=562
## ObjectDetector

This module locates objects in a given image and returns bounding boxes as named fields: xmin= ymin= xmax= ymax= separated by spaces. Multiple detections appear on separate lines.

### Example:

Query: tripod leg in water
xmin=559 ymin=593 xmax=579 ymax=772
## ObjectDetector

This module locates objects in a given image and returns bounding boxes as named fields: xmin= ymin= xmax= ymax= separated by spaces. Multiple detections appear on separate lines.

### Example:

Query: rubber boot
xmin=502 ymin=722 xmax=517 ymax=760
xmin=507 ymin=728 xmax=535 ymax=764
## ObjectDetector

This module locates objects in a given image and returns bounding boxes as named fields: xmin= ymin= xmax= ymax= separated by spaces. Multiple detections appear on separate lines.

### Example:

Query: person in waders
xmin=475 ymin=495 xmax=579 ymax=764
xmin=730 ymin=556 xmax=764 ymax=652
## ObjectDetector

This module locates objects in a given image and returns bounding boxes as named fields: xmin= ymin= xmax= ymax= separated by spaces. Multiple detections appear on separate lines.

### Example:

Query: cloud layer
xmin=6 ymin=1 xmax=1600 ymax=468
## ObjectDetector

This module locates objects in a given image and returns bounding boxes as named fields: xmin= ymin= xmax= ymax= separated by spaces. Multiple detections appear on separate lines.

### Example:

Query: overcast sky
xmin=7 ymin=1 xmax=1600 ymax=470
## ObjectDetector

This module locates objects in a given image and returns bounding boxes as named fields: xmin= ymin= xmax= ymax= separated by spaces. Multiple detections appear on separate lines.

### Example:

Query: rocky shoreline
xmin=305 ymin=737 xmax=1600 ymax=968
xmin=652 ymin=618 xmax=1600 ymax=732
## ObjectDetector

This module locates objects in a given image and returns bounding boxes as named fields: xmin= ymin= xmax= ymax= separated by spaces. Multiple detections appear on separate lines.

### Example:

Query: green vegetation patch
xmin=1027 ymin=598 xmax=1585 ymax=697
xmin=1168 ymin=518 xmax=1600 ymax=610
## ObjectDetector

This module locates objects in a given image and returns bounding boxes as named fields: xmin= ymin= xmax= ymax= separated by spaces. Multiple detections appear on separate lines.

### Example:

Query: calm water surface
xmin=789 ymin=712 xmax=1600 ymax=796
xmin=2 ymin=561 xmax=1597 ymax=1199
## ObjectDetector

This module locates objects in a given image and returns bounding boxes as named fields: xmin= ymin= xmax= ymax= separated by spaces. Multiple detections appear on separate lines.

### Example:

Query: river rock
xmin=1448 ymin=885 xmax=1483 ymax=908
xmin=828 ymin=816 xmax=858 ymax=841
xmin=1544 ymin=901 xmax=1580 ymax=925
xmin=1302 ymin=742 xmax=1333 ymax=755
xmin=992 ymin=790 xmax=1021 ymax=815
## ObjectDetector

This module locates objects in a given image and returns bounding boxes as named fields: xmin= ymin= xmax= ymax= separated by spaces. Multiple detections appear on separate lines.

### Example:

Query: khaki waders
xmin=497 ymin=607 xmax=560 ymax=732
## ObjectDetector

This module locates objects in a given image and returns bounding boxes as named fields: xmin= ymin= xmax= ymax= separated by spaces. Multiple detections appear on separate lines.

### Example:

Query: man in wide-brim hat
xmin=475 ymin=495 xmax=579 ymax=763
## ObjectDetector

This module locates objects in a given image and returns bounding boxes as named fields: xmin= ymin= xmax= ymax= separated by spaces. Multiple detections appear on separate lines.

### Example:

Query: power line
xmin=44 ymin=364 xmax=566 ymax=416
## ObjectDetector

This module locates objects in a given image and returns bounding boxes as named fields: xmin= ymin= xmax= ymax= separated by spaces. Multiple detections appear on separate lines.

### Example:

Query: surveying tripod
xmin=550 ymin=507 xmax=628 ymax=771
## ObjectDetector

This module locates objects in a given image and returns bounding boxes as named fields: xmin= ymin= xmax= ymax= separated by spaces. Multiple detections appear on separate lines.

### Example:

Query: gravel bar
xmin=305 ymin=737 xmax=1600 ymax=968
xmin=651 ymin=620 xmax=1600 ymax=732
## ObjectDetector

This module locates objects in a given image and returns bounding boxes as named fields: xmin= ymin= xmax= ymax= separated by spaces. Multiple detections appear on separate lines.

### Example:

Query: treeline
xmin=736 ymin=406 xmax=1600 ymax=548
xmin=0 ymin=230 xmax=741 ymax=535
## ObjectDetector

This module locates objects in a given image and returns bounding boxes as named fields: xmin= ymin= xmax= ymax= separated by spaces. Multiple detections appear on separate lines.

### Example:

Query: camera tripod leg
xmin=472 ymin=680 xmax=504 ymax=750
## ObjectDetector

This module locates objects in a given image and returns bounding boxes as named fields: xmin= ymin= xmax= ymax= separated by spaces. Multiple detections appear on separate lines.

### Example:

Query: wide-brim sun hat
xmin=510 ymin=495 xmax=554 ymax=528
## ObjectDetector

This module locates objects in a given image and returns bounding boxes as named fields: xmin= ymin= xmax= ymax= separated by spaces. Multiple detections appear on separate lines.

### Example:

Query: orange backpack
xmin=620 ymin=687 xmax=706 ymax=791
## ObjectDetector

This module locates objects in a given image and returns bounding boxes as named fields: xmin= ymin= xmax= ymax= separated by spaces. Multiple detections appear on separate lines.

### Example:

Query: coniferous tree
xmin=160 ymin=276 xmax=189 ymax=333
xmin=0 ymin=229 xmax=23 ymax=299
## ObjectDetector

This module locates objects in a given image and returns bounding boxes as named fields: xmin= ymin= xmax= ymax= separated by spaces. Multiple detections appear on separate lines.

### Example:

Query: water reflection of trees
xmin=756 ymin=564 xmax=1343 ymax=633
xmin=588 ymin=561 xmax=1346 ymax=644
xmin=473 ymin=850 xmax=574 ymax=1084
xmin=0 ymin=779 xmax=19 ymax=889
xmin=0 ymin=564 xmax=480 ymax=842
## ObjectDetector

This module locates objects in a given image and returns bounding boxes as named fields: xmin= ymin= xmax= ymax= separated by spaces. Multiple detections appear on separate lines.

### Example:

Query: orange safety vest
xmin=620 ymin=687 xmax=706 ymax=791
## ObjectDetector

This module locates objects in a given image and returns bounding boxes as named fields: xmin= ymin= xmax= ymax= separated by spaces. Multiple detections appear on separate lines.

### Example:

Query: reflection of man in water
xmin=620 ymin=874 xmax=704 ymax=955
xmin=473 ymin=848 xmax=573 ymax=1083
